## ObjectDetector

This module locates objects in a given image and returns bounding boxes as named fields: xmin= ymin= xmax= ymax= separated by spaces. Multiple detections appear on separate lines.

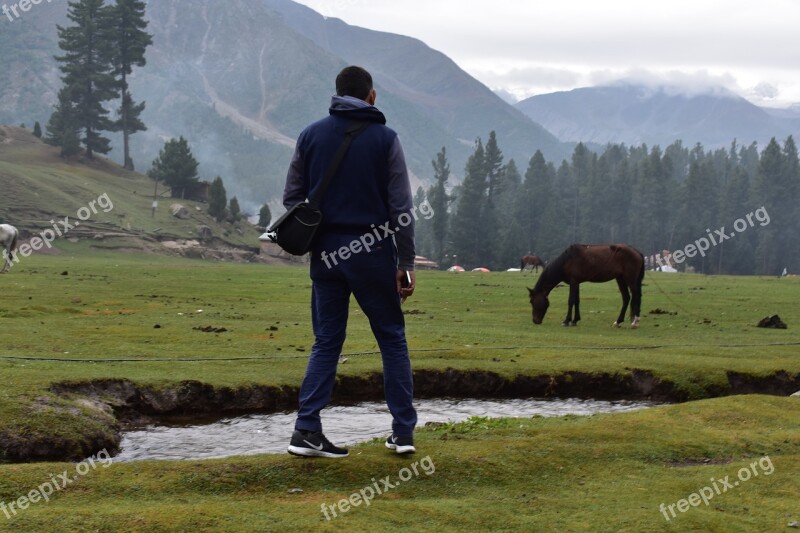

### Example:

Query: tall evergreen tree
xmin=32 ymin=121 xmax=42 ymax=138
xmin=480 ymin=132 xmax=505 ymax=268
xmin=148 ymin=136 xmax=199 ymax=190
xmin=208 ymin=176 xmax=227 ymax=222
xmin=569 ymin=143 xmax=592 ymax=242
xmin=719 ymin=166 xmax=754 ymax=274
xmin=518 ymin=150 xmax=550 ymax=254
xmin=412 ymin=186 xmax=433 ymax=258
xmin=495 ymin=159 xmax=524 ymax=268
xmin=780 ymin=136 xmax=800 ymax=271
xmin=599 ymin=144 xmax=631 ymax=243
xmin=673 ymin=152 xmax=720 ymax=273
xmin=483 ymin=131 xmax=504 ymax=201
xmin=108 ymin=0 xmax=152 ymax=170
xmin=44 ymin=87 xmax=81 ymax=157
xmin=258 ymin=204 xmax=272 ymax=229
xmin=427 ymin=147 xmax=450 ymax=265
xmin=450 ymin=139 xmax=486 ymax=268
xmin=755 ymin=138 xmax=786 ymax=274
xmin=228 ymin=197 xmax=241 ymax=222
xmin=55 ymin=0 xmax=118 ymax=159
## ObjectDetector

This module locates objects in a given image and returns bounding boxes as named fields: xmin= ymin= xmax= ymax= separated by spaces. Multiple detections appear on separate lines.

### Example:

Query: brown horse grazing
xmin=528 ymin=244 xmax=644 ymax=328
xmin=520 ymin=255 xmax=546 ymax=273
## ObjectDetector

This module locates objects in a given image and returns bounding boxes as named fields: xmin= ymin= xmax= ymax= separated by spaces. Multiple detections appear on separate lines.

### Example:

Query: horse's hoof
xmin=630 ymin=317 xmax=641 ymax=329
xmin=611 ymin=322 xmax=621 ymax=328
xmin=570 ymin=322 xmax=578 ymax=327
xmin=562 ymin=322 xmax=570 ymax=327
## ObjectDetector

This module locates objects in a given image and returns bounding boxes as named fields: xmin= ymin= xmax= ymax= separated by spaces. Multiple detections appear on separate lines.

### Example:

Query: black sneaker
xmin=287 ymin=430 xmax=349 ymax=458
xmin=385 ymin=434 xmax=415 ymax=454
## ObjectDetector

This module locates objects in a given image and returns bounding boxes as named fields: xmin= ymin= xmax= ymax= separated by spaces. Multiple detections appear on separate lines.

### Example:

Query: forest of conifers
xmin=414 ymin=133 xmax=799 ymax=275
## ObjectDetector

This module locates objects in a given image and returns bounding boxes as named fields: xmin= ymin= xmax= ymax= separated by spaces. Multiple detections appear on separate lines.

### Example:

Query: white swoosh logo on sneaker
xmin=303 ymin=440 xmax=324 ymax=451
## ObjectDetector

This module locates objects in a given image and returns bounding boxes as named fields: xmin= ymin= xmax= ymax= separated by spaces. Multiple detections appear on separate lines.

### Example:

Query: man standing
xmin=284 ymin=66 xmax=417 ymax=458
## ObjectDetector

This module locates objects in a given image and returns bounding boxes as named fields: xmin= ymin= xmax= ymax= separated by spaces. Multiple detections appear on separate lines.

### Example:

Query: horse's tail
xmin=631 ymin=250 xmax=645 ymax=316
xmin=637 ymin=251 xmax=645 ymax=287
xmin=10 ymin=228 xmax=19 ymax=253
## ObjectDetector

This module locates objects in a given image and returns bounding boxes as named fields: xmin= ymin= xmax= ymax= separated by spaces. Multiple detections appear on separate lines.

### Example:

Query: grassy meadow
xmin=0 ymin=251 xmax=798 ymax=531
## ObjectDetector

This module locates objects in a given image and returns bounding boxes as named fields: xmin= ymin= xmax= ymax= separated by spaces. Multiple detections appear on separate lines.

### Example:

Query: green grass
xmin=0 ymin=395 xmax=797 ymax=531
xmin=0 ymin=126 xmax=261 ymax=247
xmin=1 ymin=253 xmax=797 ymax=395
xmin=0 ymin=252 xmax=798 ymax=530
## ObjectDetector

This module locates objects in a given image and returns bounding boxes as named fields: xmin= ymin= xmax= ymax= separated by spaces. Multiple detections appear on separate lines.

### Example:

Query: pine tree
xmin=780 ymin=136 xmax=800 ymax=272
xmin=412 ymin=186 xmax=432 ymax=258
xmin=32 ymin=121 xmax=42 ymax=138
xmin=450 ymin=139 xmax=486 ymax=268
xmin=258 ymin=204 xmax=272 ymax=229
xmin=483 ymin=131 xmax=504 ymax=201
xmin=55 ymin=0 xmax=118 ymax=159
xmin=44 ymin=88 xmax=82 ymax=157
xmin=148 ymin=137 xmax=199 ymax=190
xmin=208 ymin=176 xmax=227 ymax=222
xmin=672 ymin=150 xmax=719 ymax=273
xmin=519 ymin=150 xmax=561 ymax=257
xmin=719 ymin=166 xmax=754 ymax=274
xmin=228 ymin=197 xmax=241 ymax=222
xmin=61 ymin=127 xmax=82 ymax=158
xmin=494 ymin=159 xmax=523 ymax=268
xmin=427 ymin=147 xmax=450 ymax=265
xmin=755 ymin=138 xmax=784 ymax=274
xmin=107 ymin=0 xmax=152 ymax=170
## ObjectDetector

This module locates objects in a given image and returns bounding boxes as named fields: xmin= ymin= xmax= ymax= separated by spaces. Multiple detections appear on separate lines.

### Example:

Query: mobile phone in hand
xmin=400 ymin=270 xmax=411 ymax=303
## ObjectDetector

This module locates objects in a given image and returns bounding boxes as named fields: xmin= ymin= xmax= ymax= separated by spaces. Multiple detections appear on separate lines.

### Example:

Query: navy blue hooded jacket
xmin=283 ymin=96 xmax=415 ymax=270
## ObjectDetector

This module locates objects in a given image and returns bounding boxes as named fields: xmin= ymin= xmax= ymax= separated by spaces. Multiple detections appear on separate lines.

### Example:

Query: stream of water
xmin=115 ymin=397 xmax=655 ymax=462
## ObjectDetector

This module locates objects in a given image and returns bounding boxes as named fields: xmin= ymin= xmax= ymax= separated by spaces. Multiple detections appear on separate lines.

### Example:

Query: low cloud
xmin=595 ymin=69 xmax=741 ymax=98
xmin=484 ymin=67 xmax=753 ymax=102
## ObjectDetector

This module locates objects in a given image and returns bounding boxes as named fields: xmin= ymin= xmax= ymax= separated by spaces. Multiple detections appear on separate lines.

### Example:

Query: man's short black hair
xmin=336 ymin=66 xmax=373 ymax=101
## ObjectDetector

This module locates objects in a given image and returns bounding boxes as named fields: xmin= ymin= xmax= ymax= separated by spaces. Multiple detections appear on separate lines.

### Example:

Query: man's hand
xmin=397 ymin=270 xmax=416 ymax=302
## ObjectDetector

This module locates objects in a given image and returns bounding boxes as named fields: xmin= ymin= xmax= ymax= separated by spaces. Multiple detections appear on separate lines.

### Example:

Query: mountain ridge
xmin=0 ymin=0 xmax=569 ymax=210
xmin=515 ymin=83 xmax=799 ymax=148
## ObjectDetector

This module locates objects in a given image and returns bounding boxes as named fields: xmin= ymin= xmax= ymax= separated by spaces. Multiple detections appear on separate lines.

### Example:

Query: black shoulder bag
xmin=268 ymin=121 xmax=370 ymax=256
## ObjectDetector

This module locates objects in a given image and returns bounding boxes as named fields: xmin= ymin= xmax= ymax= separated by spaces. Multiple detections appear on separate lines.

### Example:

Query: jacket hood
xmin=329 ymin=95 xmax=387 ymax=124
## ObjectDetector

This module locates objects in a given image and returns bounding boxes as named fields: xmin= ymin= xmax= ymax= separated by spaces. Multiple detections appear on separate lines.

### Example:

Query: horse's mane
xmin=533 ymin=245 xmax=579 ymax=292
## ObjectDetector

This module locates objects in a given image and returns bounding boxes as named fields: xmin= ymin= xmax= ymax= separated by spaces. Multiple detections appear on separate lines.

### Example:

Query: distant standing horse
xmin=0 ymin=224 xmax=19 ymax=273
xmin=528 ymin=244 xmax=644 ymax=328
xmin=520 ymin=255 xmax=546 ymax=273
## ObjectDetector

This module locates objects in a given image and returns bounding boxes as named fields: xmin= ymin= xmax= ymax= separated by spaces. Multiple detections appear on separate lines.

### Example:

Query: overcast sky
xmin=293 ymin=0 xmax=800 ymax=107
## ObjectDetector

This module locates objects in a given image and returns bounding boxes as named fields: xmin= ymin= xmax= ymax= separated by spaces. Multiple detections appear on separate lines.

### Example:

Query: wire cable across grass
xmin=1 ymin=341 xmax=799 ymax=363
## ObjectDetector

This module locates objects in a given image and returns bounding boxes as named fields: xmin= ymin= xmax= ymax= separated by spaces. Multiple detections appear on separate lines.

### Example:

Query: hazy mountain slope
xmin=263 ymin=0 xmax=566 ymax=166
xmin=516 ymin=84 xmax=798 ymax=147
xmin=1 ymin=0 xmax=568 ymax=210
xmin=0 ymin=7 xmax=65 ymax=127
xmin=0 ymin=126 xmax=261 ymax=251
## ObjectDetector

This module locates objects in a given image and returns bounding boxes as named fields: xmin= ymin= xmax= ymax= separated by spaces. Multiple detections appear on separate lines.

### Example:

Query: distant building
xmin=171 ymin=181 xmax=210 ymax=202
xmin=415 ymin=255 xmax=439 ymax=270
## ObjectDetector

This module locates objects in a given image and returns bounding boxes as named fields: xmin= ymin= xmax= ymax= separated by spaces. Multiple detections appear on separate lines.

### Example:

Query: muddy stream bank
xmin=1 ymin=368 xmax=796 ymax=463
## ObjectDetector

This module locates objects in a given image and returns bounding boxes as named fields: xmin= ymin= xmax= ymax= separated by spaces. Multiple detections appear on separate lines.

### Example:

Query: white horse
xmin=0 ymin=224 xmax=19 ymax=273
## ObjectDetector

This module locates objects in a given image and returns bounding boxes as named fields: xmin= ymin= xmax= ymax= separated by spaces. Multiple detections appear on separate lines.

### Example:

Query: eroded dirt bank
xmin=2 ymin=368 xmax=797 ymax=463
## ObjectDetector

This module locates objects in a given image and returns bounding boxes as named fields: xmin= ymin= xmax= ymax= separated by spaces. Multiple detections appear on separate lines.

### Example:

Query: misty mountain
xmin=261 ymin=0 xmax=564 ymax=164
xmin=0 ymin=0 xmax=567 ymax=210
xmin=515 ymin=84 xmax=799 ymax=148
